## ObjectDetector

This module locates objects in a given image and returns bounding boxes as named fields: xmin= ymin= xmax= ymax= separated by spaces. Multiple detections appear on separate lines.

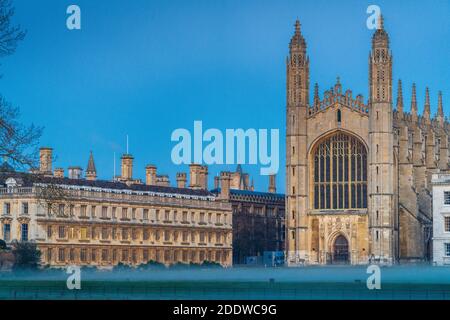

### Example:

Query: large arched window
xmin=312 ymin=132 xmax=367 ymax=210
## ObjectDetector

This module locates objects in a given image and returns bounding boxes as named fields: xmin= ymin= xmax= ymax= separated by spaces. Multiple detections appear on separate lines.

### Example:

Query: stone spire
xmin=289 ymin=19 xmax=307 ymax=52
xmin=370 ymin=14 xmax=391 ymax=104
xmin=437 ymin=91 xmax=444 ymax=127
xmin=372 ymin=14 xmax=389 ymax=49
xmin=287 ymin=18 xmax=309 ymax=107
xmin=85 ymin=151 xmax=97 ymax=181
xmin=313 ymin=83 xmax=320 ymax=109
xmin=377 ymin=14 xmax=384 ymax=30
xmin=396 ymin=79 xmax=403 ymax=118
xmin=423 ymin=87 xmax=431 ymax=126
xmin=269 ymin=174 xmax=276 ymax=193
xmin=411 ymin=83 xmax=418 ymax=123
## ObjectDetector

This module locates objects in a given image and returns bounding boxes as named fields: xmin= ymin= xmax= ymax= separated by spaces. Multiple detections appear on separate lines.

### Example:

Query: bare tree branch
xmin=35 ymin=183 xmax=75 ymax=218
xmin=0 ymin=0 xmax=26 ymax=58
xmin=0 ymin=1 xmax=39 ymax=169
xmin=0 ymin=95 xmax=43 ymax=169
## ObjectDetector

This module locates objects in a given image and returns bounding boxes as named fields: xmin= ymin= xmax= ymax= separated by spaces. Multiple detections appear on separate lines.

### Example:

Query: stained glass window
xmin=313 ymin=133 xmax=367 ymax=209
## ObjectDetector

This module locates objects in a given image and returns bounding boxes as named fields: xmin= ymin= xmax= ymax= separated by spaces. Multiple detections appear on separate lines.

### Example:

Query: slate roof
xmin=0 ymin=169 xmax=214 ymax=197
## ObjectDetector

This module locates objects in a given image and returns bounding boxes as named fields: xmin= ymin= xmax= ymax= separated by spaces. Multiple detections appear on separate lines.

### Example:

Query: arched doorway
xmin=333 ymin=235 xmax=349 ymax=264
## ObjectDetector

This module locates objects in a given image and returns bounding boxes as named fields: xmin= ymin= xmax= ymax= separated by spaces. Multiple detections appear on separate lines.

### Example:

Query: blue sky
xmin=1 ymin=0 xmax=449 ymax=193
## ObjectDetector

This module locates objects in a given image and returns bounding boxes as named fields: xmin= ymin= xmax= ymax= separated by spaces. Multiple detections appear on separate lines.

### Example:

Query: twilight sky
xmin=1 ymin=0 xmax=449 ymax=192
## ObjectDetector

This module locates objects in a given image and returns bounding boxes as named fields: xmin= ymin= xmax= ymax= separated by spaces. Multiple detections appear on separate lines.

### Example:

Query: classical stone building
xmin=212 ymin=166 xmax=285 ymax=264
xmin=431 ymin=174 xmax=450 ymax=266
xmin=0 ymin=148 xmax=232 ymax=267
xmin=286 ymin=17 xmax=445 ymax=265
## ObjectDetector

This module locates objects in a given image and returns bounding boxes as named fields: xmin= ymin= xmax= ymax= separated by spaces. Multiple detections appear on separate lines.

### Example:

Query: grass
xmin=1 ymin=279 xmax=450 ymax=300
xmin=2 ymin=266 xmax=450 ymax=300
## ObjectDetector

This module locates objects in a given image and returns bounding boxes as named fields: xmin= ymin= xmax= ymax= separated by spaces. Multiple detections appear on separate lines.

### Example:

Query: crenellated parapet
xmin=308 ymin=78 xmax=368 ymax=117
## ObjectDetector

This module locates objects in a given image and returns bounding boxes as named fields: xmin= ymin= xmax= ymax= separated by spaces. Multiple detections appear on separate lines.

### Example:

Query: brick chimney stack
xmin=189 ymin=164 xmax=202 ymax=189
xmin=121 ymin=154 xmax=134 ymax=180
xmin=68 ymin=167 xmax=82 ymax=179
xmin=145 ymin=164 xmax=157 ymax=185
xmin=54 ymin=168 xmax=64 ymax=178
xmin=176 ymin=172 xmax=187 ymax=188
xmin=39 ymin=147 xmax=53 ymax=174
xmin=218 ymin=171 xmax=231 ymax=200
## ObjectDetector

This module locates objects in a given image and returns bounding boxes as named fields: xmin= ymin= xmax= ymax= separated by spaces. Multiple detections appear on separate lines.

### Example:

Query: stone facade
xmin=431 ymin=174 xmax=450 ymax=266
xmin=286 ymin=17 xmax=444 ymax=265
xmin=0 ymin=149 xmax=233 ymax=268
xmin=212 ymin=167 xmax=285 ymax=264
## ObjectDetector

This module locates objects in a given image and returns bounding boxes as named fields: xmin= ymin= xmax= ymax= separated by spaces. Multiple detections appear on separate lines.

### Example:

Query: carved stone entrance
xmin=333 ymin=235 xmax=349 ymax=264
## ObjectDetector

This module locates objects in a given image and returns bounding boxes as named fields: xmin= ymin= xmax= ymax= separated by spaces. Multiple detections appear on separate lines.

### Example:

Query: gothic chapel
xmin=286 ymin=16 xmax=446 ymax=265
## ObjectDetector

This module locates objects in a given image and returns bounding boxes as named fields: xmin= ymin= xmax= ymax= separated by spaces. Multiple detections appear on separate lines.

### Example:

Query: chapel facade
xmin=286 ymin=17 xmax=446 ymax=265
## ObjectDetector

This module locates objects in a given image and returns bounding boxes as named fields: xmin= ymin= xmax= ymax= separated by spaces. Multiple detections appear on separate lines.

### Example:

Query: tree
xmin=0 ymin=0 xmax=26 ymax=59
xmin=35 ymin=183 xmax=75 ymax=217
xmin=0 ymin=0 xmax=42 ymax=169
xmin=0 ymin=239 xmax=6 ymax=250
xmin=11 ymin=240 xmax=41 ymax=270
xmin=0 ymin=96 xmax=43 ymax=169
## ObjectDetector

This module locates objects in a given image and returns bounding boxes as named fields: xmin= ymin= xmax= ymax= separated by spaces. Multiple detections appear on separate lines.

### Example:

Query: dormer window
xmin=5 ymin=177 xmax=17 ymax=190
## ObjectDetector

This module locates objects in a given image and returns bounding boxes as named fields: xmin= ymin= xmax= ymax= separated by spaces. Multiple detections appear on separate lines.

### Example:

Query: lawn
xmin=1 ymin=266 xmax=450 ymax=300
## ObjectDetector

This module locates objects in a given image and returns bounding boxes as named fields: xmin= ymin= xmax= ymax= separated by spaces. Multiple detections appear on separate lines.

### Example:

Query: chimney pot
xmin=54 ymin=168 xmax=64 ymax=178
xmin=121 ymin=154 xmax=134 ymax=180
xmin=145 ymin=164 xmax=157 ymax=185
xmin=219 ymin=171 xmax=231 ymax=199
xmin=176 ymin=172 xmax=187 ymax=188
xmin=39 ymin=147 xmax=53 ymax=174
xmin=68 ymin=166 xmax=82 ymax=179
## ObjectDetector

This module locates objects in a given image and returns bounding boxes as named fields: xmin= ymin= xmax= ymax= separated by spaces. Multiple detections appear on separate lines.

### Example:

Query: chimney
xmin=68 ymin=166 xmax=82 ymax=179
xmin=176 ymin=172 xmax=187 ymax=188
xmin=121 ymin=154 xmax=133 ymax=180
xmin=54 ymin=168 xmax=64 ymax=178
xmin=214 ymin=176 xmax=220 ymax=189
xmin=145 ymin=164 xmax=157 ymax=185
xmin=189 ymin=164 xmax=202 ymax=189
xmin=200 ymin=165 xmax=208 ymax=190
xmin=269 ymin=174 xmax=276 ymax=193
xmin=218 ymin=171 xmax=231 ymax=200
xmin=156 ymin=175 xmax=170 ymax=187
xmin=39 ymin=147 xmax=53 ymax=174
xmin=244 ymin=174 xmax=250 ymax=190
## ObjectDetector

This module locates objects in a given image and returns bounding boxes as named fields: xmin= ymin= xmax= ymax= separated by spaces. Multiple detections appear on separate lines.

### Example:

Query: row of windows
xmin=2 ymin=202 xmax=29 ymax=215
xmin=2 ymin=223 xmax=28 ymax=242
xmin=47 ymin=225 xmax=229 ymax=244
xmin=1 ymin=202 xmax=229 ymax=225
xmin=48 ymin=204 xmax=228 ymax=225
xmin=47 ymin=247 xmax=229 ymax=265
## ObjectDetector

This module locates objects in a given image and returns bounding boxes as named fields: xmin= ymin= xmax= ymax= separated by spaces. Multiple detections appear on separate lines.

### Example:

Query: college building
xmin=211 ymin=165 xmax=285 ymax=265
xmin=0 ymin=148 xmax=233 ymax=267
xmin=432 ymin=174 xmax=450 ymax=266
